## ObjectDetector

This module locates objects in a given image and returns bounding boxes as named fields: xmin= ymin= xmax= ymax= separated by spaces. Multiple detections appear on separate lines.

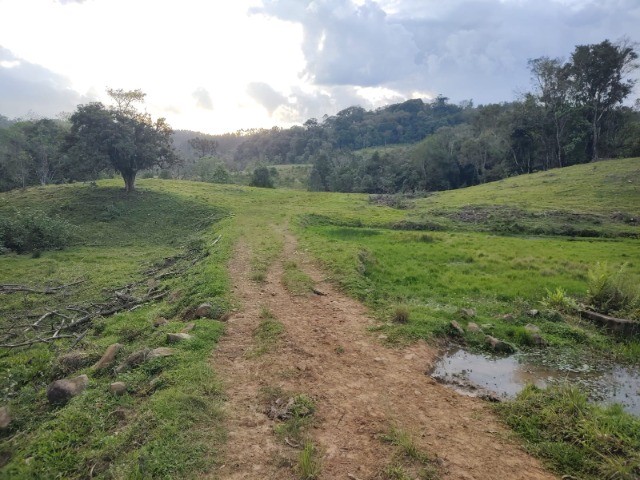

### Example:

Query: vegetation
xmin=498 ymin=385 xmax=640 ymax=480
xmin=0 ymin=209 xmax=75 ymax=254
xmin=380 ymin=426 xmax=440 ymax=480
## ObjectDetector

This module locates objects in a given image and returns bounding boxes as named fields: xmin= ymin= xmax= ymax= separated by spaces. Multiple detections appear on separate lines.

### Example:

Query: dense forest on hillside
xmin=1 ymin=40 xmax=639 ymax=193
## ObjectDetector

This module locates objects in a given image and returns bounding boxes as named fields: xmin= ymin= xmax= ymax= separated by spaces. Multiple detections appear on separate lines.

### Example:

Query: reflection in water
xmin=430 ymin=348 xmax=640 ymax=415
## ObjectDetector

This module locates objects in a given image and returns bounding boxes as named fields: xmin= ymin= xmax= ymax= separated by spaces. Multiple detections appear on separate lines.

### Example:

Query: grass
xmin=380 ymin=426 xmax=440 ymax=480
xmin=498 ymin=384 xmax=640 ymax=480
xmin=251 ymin=308 xmax=284 ymax=356
xmin=298 ymin=442 xmax=321 ymax=479
xmin=283 ymin=260 xmax=315 ymax=295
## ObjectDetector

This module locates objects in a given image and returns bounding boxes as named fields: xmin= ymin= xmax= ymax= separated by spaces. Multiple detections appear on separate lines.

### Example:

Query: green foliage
xmin=250 ymin=165 xmax=275 ymax=188
xmin=252 ymin=308 xmax=284 ymax=356
xmin=540 ymin=287 xmax=578 ymax=313
xmin=0 ymin=209 xmax=75 ymax=254
xmin=298 ymin=442 xmax=320 ymax=479
xmin=587 ymin=262 xmax=640 ymax=318
xmin=498 ymin=385 xmax=640 ymax=480
xmin=282 ymin=260 xmax=315 ymax=295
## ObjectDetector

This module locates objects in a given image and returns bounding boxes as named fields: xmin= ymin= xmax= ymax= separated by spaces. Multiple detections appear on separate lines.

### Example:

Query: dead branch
xmin=0 ymin=279 xmax=85 ymax=295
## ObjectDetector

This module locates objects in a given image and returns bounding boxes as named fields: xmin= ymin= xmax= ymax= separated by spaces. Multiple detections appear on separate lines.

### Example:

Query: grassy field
xmin=0 ymin=157 xmax=639 ymax=478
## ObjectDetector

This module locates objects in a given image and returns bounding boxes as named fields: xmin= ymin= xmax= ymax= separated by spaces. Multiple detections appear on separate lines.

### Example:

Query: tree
xmin=308 ymin=152 xmax=333 ymax=191
xmin=188 ymin=136 xmax=218 ymax=158
xmin=250 ymin=165 xmax=274 ymax=188
xmin=66 ymin=89 xmax=178 ymax=192
xmin=569 ymin=40 xmax=638 ymax=160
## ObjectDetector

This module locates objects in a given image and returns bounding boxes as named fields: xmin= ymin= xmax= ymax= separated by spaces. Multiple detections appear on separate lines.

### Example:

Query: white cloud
xmin=192 ymin=88 xmax=214 ymax=110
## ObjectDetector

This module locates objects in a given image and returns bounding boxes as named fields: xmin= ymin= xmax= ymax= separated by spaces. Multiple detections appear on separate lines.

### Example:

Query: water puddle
xmin=430 ymin=348 xmax=640 ymax=415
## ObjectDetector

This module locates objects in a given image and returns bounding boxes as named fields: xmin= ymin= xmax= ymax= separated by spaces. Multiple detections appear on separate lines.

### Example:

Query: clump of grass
xmin=273 ymin=394 xmax=316 ymax=444
xmin=298 ymin=442 xmax=320 ymax=479
xmin=380 ymin=426 xmax=440 ymax=479
xmin=282 ymin=260 xmax=314 ymax=295
xmin=251 ymin=308 xmax=284 ymax=356
xmin=587 ymin=262 xmax=639 ymax=319
xmin=540 ymin=286 xmax=578 ymax=314
xmin=392 ymin=306 xmax=410 ymax=324
xmin=498 ymin=384 xmax=640 ymax=480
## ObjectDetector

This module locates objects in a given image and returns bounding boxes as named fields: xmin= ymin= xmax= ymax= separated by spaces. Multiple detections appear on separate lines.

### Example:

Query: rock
xmin=109 ymin=382 xmax=127 ymax=396
xmin=485 ymin=335 xmax=516 ymax=354
xmin=467 ymin=322 xmax=482 ymax=333
xmin=501 ymin=313 xmax=515 ymax=321
xmin=450 ymin=321 xmax=465 ymax=336
xmin=527 ymin=309 xmax=540 ymax=317
xmin=0 ymin=406 xmax=11 ymax=429
xmin=525 ymin=323 xmax=540 ymax=334
xmin=115 ymin=348 xmax=150 ymax=373
xmin=93 ymin=343 xmax=123 ymax=370
xmin=167 ymin=333 xmax=193 ymax=343
xmin=153 ymin=317 xmax=169 ymax=328
xmin=57 ymin=351 xmax=92 ymax=373
xmin=531 ymin=333 xmax=548 ymax=347
xmin=195 ymin=303 xmax=212 ymax=318
xmin=147 ymin=347 xmax=175 ymax=359
xmin=46 ymin=375 xmax=89 ymax=405
xmin=181 ymin=322 xmax=196 ymax=333
xmin=459 ymin=308 xmax=476 ymax=318
xmin=580 ymin=309 xmax=640 ymax=336
xmin=481 ymin=323 xmax=494 ymax=330
xmin=112 ymin=407 xmax=128 ymax=421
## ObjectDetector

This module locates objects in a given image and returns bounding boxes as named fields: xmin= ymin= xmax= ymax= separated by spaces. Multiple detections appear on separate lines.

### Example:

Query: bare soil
xmin=210 ymin=232 xmax=556 ymax=480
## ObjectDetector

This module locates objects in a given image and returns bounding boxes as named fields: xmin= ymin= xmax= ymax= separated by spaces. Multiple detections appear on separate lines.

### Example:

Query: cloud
xmin=246 ymin=82 xmax=288 ymax=115
xmin=192 ymin=87 xmax=214 ymax=110
xmin=56 ymin=0 xmax=87 ymax=4
xmin=0 ymin=47 xmax=85 ymax=118
xmin=254 ymin=0 xmax=640 ymax=105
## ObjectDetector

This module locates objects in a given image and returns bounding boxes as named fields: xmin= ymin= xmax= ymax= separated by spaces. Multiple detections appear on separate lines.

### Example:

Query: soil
xmin=209 ymin=231 xmax=556 ymax=480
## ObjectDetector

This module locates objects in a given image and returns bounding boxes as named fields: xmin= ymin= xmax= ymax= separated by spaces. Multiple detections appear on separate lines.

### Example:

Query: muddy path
xmin=210 ymin=230 xmax=556 ymax=480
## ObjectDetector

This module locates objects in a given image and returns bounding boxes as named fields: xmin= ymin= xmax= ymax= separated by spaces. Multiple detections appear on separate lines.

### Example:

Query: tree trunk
xmin=122 ymin=170 xmax=136 ymax=193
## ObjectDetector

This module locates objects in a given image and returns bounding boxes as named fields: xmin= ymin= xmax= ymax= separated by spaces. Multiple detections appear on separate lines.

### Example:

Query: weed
xmin=587 ymin=262 xmax=639 ymax=318
xmin=392 ymin=306 xmax=410 ymax=324
xmin=252 ymin=309 xmax=284 ymax=356
xmin=298 ymin=442 xmax=320 ymax=479
xmin=283 ymin=260 xmax=314 ymax=295
xmin=540 ymin=287 xmax=578 ymax=314
xmin=380 ymin=426 xmax=440 ymax=479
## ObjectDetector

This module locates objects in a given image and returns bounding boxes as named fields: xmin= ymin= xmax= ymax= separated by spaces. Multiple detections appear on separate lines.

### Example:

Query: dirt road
xmin=210 ymin=232 xmax=556 ymax=479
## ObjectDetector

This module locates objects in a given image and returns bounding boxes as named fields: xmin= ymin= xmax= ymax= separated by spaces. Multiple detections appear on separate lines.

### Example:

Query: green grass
xmin=282 ymin=260 xmax=315 ymax=295
xmin=380 ymin=426 xmax=440 ymax=479
xmin=251 ymin=308 xmax=284 ymax=356
xmin=298 ymin=442 xmax=321 ymax=479
xmin=498 ymin=385 xmax=640 ymax=480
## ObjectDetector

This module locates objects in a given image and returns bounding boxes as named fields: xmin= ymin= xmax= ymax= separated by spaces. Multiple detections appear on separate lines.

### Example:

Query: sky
xmin=0 ymin=0 xmax=638 ymax=134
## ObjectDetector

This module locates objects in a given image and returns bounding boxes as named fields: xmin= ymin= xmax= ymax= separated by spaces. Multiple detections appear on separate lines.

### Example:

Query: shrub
xmin=0 ymin=209 xmax=75 ymax=254
xmin=392 ymin=306 xmax=410 ymax=323
xmin=540 ymin=287 xmax=578 ymax=313
xmin=587 ymin=262 xmax=639 ymax=317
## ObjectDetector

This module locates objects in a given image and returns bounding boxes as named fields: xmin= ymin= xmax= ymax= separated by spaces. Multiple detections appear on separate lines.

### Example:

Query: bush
xmin=540 ymin=287 xmax=578 ymax=313
xmin=587 ymin=262 xmax=639 ymax=317
xmin=0 ymin=209 xmax=75 ymax=254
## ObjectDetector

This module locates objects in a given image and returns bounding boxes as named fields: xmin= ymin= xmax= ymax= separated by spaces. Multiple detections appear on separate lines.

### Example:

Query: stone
xmin=450 ymin=321 xmax=465 ymax=336
xmin=57 ymin=351 xmax=91 ymax=373
xmin=0 ymin=406 xmax=11 ymax=429
xmin=485 ymin=335 xmax=516 ymax=354
xmin=167 ymin=333 xmax=193 ymax=343
xmin=459 ymin=308 xmax=476 ymax=318
xmin=501 ymin=313 xmax=515 ymax=321
xmin=527 ymin=309 xmax=540 ymax=317
xmin=109 ymin=382 xmax=127 ymax=396
xmin=113 ymin=407 xmax=128 ymax=421
xmin=46 ymin=374 xmax=89 ymax=405
xmin=147 ymin=347 xmax=175 ymax=359
xmin=531 ymin=333 xmax=548 ymax=347
xmin=181 ymin=322 xmax=196 ymax=333
xmin=195 ymin=303 xmax=212 ymax=318
xmin=580 ymin=309 xmax=640 ymax=336
xmin=467 ymin=322 xmax=482 ymax=333
xmin=115 ymin=348 xmax=150 ymax=373
xmin=525 ymin=323 xmax=540 ymax=334
xmin=93 ymin=343 xmax=123 ymax=370
xmin=153 ymin=317 xmax=169 ymax=328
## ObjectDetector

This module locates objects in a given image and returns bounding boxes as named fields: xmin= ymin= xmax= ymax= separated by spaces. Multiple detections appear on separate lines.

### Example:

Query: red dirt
xmin=209 ymin=232 xmax=556 ymax=480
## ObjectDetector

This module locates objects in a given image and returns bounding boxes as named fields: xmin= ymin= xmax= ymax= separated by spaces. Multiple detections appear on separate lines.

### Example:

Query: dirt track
xmin=210 ymin=231 xmax=556 ymax=479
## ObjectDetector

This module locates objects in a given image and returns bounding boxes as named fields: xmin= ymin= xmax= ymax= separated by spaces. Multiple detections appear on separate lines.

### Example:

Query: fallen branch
xmin=0 ymin=279 xmax=85 ymax=295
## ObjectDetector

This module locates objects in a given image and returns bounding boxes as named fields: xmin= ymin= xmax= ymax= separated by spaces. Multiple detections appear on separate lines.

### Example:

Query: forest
xmin=1 ymin=39 xmax=638 ymax=194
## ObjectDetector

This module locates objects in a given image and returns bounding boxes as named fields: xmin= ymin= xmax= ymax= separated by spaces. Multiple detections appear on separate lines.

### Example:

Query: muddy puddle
xmin=430 ymin=348 xmax=640 ymax=415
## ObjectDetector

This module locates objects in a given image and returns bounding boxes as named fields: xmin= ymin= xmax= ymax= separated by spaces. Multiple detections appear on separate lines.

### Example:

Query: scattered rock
xmin=181 ymin=322 xmax=196 ymax=333
xmin=147 ymin=347 xmax=175 ymax=359
xmin=580 ymin=309 xmax=640 ymax=336
xmin=459 ymin=308 xmax=476 ymax=318
xmin=115 ymin=348 xmax=150 ymax=373
xmin=450 ymin=321 xmax=465 ymax=336
xmin=312 ymin=287 xmax=327 ymax=296
xmin=501 ymin=313 xmax=515 ymax=321
xmin=485 ymin=336 xmax=516 ymax=354
xmin=57 ymin=351 xmax=92 ymax=373
xmin=377 ymin=334 xmax=388 ymax=340
xmin=46 ymin=375 xmax=89 ymax=405
xmin=527 ymin=309 xmax=540 ymax=317
xmin=467 ymin=322 xmax=482 ymax=333
xmin=109 ymin=382 xmax=127 ymax=396
xmin=0 ymin=406 xmax=11 ymax=429
xmin=481 ymin=323 xmax=494 ymax=330
xmin=524 ymin=323 xmax=540 ymax=334
xmin=167 ymin=333 xmax=193 ymax=343
xmin=93 ymin=343 xmax=123 ymax=370
xmin=195 ymin=303 xmax=212 ymax=318
xmin=531 ymin=333 xmax=548 ymax=347
xmin=153 ymin=317 xmax=169 ymax=328
xmin=112 ymin=407 xmax=128 ymax=421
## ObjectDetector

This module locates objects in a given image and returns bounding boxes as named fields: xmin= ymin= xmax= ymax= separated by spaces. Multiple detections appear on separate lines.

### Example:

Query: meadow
xmin=0 ymin=157 xmax=638 ymax=478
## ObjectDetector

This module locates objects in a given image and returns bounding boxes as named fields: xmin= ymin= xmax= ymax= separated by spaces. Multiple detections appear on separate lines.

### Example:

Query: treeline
xmin=1 ymin=40 xmax=638 ymax=194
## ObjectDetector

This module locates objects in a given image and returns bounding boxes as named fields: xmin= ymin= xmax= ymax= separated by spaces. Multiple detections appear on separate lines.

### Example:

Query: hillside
xmin=1 ymin=158 xmax=639 ymax=479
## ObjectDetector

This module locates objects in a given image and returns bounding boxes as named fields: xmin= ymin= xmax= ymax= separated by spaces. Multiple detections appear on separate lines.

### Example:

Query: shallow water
xmin=430 ymin=348 xmax=640 ymax=415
